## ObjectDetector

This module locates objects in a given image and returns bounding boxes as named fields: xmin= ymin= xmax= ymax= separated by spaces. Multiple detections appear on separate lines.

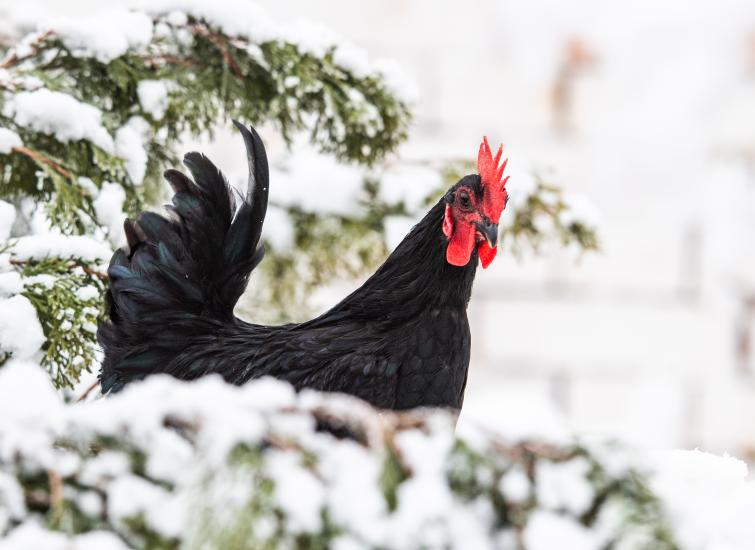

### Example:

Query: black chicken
xmin=98 ymin=122 xmax=509 ymax=411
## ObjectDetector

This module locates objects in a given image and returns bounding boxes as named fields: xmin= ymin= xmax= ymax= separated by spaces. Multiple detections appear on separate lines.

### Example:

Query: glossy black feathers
xmin=98 ymin=122 xmax=481 ymax=411
xmin=97 ymin=122 xmax=269 ymax=392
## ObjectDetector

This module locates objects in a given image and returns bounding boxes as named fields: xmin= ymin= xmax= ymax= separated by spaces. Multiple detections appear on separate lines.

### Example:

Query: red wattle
xmin=446 ymin=223 xmax=477 ymax=266
xmin=478 ymin=242 xmax=497 ymax=268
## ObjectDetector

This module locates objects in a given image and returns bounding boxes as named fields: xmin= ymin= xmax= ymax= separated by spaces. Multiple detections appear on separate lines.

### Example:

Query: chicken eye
xmin=458 ymin=191 xmax=472 ymax=210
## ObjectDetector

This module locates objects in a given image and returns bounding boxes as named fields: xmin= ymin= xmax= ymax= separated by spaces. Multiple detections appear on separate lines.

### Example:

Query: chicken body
xmin=99 ymin=123 xmax=503 ymax=411
xmin=170 ymin=199 xmax=475 ymax=410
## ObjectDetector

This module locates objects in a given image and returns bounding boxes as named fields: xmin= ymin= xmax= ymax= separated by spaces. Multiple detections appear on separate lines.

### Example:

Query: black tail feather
xmin=98 ymin=121 xmax=270 ymax=392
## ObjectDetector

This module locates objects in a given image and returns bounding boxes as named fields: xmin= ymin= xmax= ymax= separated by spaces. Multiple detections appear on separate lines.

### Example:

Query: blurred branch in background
xmin=552 ymin=38 xmax=597 ymax=135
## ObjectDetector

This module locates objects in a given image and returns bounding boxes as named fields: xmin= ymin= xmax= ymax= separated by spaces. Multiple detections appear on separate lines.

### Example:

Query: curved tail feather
xmin=97 ymin=122 xmax=269 ymax=393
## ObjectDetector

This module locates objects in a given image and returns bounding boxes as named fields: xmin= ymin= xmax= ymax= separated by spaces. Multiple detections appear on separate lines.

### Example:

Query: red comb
xmin=477 ymin=136 xmax=509 ymax=224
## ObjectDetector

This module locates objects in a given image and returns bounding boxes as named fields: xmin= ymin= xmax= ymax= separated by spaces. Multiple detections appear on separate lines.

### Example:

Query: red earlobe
xmin=443 ymin=204 xmax=453 ymax=238
xmin=478 ymin=242 xmax=497 ymax=268
xmin=443 ymin=204 xmax=477 ymax=266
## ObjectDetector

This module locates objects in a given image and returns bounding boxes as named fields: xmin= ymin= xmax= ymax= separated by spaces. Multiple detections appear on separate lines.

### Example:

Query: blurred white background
xmin=4 ymin=0 xmax=755 ymax=456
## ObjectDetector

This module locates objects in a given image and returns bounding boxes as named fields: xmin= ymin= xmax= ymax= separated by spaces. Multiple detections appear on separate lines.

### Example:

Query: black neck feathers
xmin=325 ymin=199 xmax=479 ymax=322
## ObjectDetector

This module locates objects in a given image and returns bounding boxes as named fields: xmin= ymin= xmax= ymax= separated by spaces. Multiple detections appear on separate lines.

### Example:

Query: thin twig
xmin=76 ymin=379 xmax=101 ymax=402
xmin=47 ymin=469 xmax=64 ymax=522
xmin=145 ymin=54 xmax=198 ymax=68
xmin=9 ymin=258 xmax=108 ymax=282
xmin=11 ymin=145 xmax=73 ymax=180
xmin=192 ymin=24 xmax=244 ymax=78
xmin=0 ymin=30 xmax=53 ymax=69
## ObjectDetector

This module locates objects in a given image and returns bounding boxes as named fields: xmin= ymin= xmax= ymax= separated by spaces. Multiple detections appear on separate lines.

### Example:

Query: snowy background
xmin=253 ymin=0 xmax=755 ymax=460
xmin=3 ymin=0 xmax=755 ymax=461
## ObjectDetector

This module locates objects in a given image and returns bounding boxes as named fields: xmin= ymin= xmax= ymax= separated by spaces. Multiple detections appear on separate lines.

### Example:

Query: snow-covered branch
xmin=0 ymin=363 xmax=687 ymax=548
xmin=0 ymin=363 xmax=751 ymax=549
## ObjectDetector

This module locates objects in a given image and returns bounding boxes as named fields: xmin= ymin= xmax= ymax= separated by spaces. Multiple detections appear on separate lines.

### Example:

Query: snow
xmin=0 ymin=296 xmax=44 ymax=361
xmin=499 ymin=466 xmax=531 ymax=503
xmin=0 ymin=473 xmax=24 ymax=535
xmin=332 ymin=43 xmax=372 ymax=79
xmin=0 ymin=523 xmax=130 ymax=550
xmin=373 ymin=58 xmax=420 ymax=104
xmin=11 ymin=234 xmax=113 ymax=262
xmin=0 ymin=273 xmax=23 ymax=297
xmin=22 ymin=274 xmax=55 ymax=289
xmin=651 ymin=449 xmax=755 ymax=550
xmin=330 ymin=536 xmax=368 ymax=550
xmin=523 ymin=511 xmax=598 ymax=550
xmin=165 ymin=10 xmax=188 ymax=27
xmin=0 ymin=202 xmax=15 ymax=241
xmin=3 ymin=90 xmax=113 ymax=153
xmin=283 ymin=75 xmax=300 ymax=88
xmin=70 ymin=531 xmax=131 ymax=550
xmin=107 ymin=474 xmax=181 ymax=536
xmin=265 ymin=449 xmax=324 ymax=533
xmin=535 ymin=457 xmax=594 ymax=515
xmin=284 ymin=19 xmax=341 ymax=59
xmin=0 ymin=129 xmax=22 ymax=155
xmin=0 ymin=361 xmax=59 ymax=424
xmin=458 ymin=380 xmax=570 ymax=443
xmin=0 ymin=523 xmax=67 ymax=550
xmin=559 ymin=193 xmax=601 ymax=229
xmin=136 ymin=0 xmax=279 ymax=43
xmin=241 ymin=375 xmax=297 ymax=409
xmin=92 ymin=182 xmax=127 ymax=247
xmin=0 ymin=365 xmax=752 ymax=547
xmin=532 ymin=211 xmax=552 ymax=234
xmin=262 ymin=205 xmax=295 ymax=251
xmin=266 ymin=142 xmax=442 ymax=221
xmin=501 ymin=165 xmax=537 ymax=212
xmin=270 ymin=140 xmax=366 ymax=216
xmin=114 ymin=116 xmax=149 ymax=184
xmin=382 ymin=215 xmax=415 ymax=250
xmin=137 ymin=80 xmax=171 ymax=120
xmin=319 ymin=441 xmax=386 ymax=544
xmin=378 ymin=165 xmax=442 ymax=212
xmin=388 ymin=427 xmax=459 ymax=546
xmin=144 ymin=430 xmax=193 ymax=482
xmin=128 ymin=1 xmax=416 ymax=102
xmin=75 ymin=492 xmax=102 ymax=518
xmin=44 ymin=10 xmax=153 ymax=63
xmin=78 ymin=452 xmax=131 ymax=487
xmin=74 ymin=285 xmax=100 ymax=302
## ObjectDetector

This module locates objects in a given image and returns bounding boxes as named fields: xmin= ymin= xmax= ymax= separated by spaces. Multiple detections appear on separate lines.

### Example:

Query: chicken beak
xmin=475 ymin=219 xmax=498 ymax=249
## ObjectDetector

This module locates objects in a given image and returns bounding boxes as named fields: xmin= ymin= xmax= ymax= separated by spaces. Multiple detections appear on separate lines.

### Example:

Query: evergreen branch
xmin=0 ymin=253 xmax=106 ymax=389
xmin=0 ymin=376 xmax=679 ymax=549
xmin=9 ymin=258 xmax=108 ymax=281
xmin=144 ymin=54 xmax=198 ymax=69
xmin=0 ymin=30 xmax=52 ymax=69
xmin=191 ymin=23 xmax=244 ymax=78
xmin=11 ymin=146 xmax=73 ymax=180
